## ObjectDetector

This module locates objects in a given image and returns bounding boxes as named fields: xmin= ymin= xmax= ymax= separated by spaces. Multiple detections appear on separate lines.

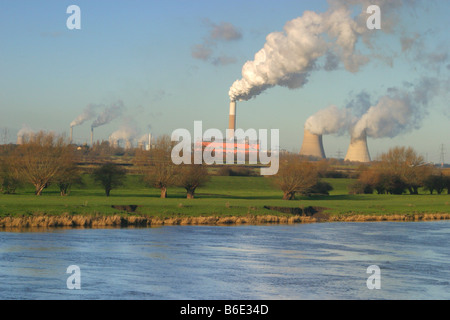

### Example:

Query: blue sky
xmin=0 ymin=0 xmax=448 ymax=162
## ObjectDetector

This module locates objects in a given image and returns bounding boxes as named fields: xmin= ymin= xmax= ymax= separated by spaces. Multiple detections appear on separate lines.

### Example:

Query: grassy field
xmin=0 ymin=175 xmax=449 ymax=223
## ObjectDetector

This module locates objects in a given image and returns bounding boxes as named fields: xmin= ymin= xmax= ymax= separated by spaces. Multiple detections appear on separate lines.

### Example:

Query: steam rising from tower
xmin=91 ymin=101 xmax=124 ymax=129
xmin=109 ymin=117 xmax=141 ymax=149
xmin=71 ymin=105 xmax=97 ymax=128
xmin=16 ymin=125 xmax=34 ymax=145
xmin=345 ymin=130 xmax=371 ymax=162
xmin=70 ymin=104 xmax=97 ymax=144
xmin=305 ymin=105 xmax=353 ymax=136
xmin=299 ymin=129 xmax=326 ymax=159
xmin=228 ymin=1 xmax=404 ymax=102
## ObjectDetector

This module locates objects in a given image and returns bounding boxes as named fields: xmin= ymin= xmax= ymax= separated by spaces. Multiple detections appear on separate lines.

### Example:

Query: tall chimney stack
xmin=345 ymin=130 xmax=371 ymax=163
xmin=70 ymin=127 xmax=73 ymax=144
xmin=228 ymin=101 xmax=236 ymax=140
xmin=90 ymin=127 xmax=94 ymax=146
xmin=299 ymin=129 xmax=326 ymax=159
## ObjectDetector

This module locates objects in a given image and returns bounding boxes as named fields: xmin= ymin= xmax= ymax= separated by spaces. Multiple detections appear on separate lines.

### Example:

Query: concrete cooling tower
xmin=299 ymin=129 xmax=326 ymax=159
xmin=345 ymin=131 xmax=371 ymax=162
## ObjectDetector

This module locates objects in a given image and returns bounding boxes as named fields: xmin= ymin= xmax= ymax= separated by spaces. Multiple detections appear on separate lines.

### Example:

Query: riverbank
xmin=1 ymin=176 xmax=449 ymax=229
xmin=1 ymin=212 xmax=450 ymax=229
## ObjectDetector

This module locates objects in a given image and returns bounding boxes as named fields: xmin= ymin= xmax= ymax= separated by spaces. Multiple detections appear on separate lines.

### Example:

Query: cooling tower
xmin=228 ymin=101 xmax=236 ymax=140
xmin=17 ymin=132 xmax=34 ymax=145
xmin=299 ymin=129 xmax=326 ymax=159
xmin=109 ymin=138 xmax=119 ymax=148
xmin=345 ymin=131 xmax=371 ymax=162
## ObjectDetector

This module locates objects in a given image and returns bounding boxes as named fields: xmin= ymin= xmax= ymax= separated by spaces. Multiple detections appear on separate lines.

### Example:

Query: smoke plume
xmin=70 ymin=104 xmax=97 ymax=128
xmin=229 ymin=0 xmax=404 ymax=101
xmin=351 ymin=77 xmax=441 ymax=139
xmin=17 ymin=124 xmax=35 ymax=140
xmin=192 ymin=19 xmax=242 ymax=66
xmin=109 ymin=117 xmax=140 ymax=144
xmin=91 ymin=100 xmax=124 ymax=129
xmin=305 ymin=75 xmax=442 ymax=141
xmin=305 ymin=105 xmax=354 ymax=136
xmin=138 ymin=133 xmax=150 ymax=143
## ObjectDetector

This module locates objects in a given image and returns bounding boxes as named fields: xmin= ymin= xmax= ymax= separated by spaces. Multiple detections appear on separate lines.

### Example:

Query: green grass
xmin=0 ymin=175 xmax=449 ymax=219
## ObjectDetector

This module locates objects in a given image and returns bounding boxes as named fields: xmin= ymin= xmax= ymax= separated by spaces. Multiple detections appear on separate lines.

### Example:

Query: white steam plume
xmin=229 ymin=0 xmax=404 ymax=101
xmin=138 ymin=133 xmax=150 ymax=143
xmin=109 ymin=117 xmax=140 ymax=143
xmin=17 ymin=124 xmax=34 ymax=138
xmin=352 ymin=96 xmax=413 ymax=139
xmin=305 ymin=75 xmax=442 ymax=140
xmin=91 ymin=100 xmax=125 ymax=129
xmin=305 ymin=105 xmax=354 ymax=136
xmin=70 ymin=104 xmax=97 ymax=128
xmin=351 ymin=77 xmax=440 ymax=139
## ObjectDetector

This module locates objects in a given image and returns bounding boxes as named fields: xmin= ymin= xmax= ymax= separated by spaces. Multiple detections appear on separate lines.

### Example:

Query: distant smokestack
xmin=70 ymin=127 xmax=73 ymax=143
xmin=299 ymin=129 xmax=326 ymax=159
xmin=148 ymin=133 xmax=152 ymax=150
xmin=228 ymin=101 xmax=236 ymax=140
xmin=90 ymin=127 xmax=94 ymax=146
xmin=345 ymin=131 xmax=371 ymax=163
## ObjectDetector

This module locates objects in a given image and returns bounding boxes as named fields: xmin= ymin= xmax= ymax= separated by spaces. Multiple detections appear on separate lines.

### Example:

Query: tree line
xmin=350 ymin=147 xmax=450 ymax=195
xmin=0 ymin=132 xmax=448 ymax=199
xmin=0 ymin=132 xmax=210 ymax=198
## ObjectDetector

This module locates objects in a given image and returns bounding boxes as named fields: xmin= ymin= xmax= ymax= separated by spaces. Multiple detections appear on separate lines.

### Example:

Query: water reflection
xmin=0 ymin=221 xmax=449 ymax=300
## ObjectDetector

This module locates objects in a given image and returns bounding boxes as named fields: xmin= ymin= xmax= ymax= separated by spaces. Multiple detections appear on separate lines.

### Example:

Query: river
xmin=0 ymin=221 xmax=449 ymax=300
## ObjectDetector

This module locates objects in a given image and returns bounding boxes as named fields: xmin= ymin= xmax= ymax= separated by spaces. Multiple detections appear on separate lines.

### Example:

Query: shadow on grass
xmin=308 ymin=194 xmax=376 ymax=201
xmin=5 ymin=190 xmax=377 ymax=202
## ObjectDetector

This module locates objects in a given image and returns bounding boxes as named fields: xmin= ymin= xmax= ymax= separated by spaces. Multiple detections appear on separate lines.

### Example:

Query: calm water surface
xmin=0 ymin=221 xmax=449 ymax=300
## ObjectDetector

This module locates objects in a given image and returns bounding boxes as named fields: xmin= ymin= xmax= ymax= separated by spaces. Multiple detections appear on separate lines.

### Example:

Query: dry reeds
xmin=327 ymin=213 xmax=450 ymax=222
xmin=1 ymin=213 xmax=449 ymax=229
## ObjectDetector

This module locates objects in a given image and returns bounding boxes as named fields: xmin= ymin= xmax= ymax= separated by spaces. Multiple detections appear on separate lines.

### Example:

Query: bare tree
xmin=273 ymin=154 xmax=319 ymax=200
xmin=353 ymin=146 xmax=435 ymax=195
xmin=11 ymin=131 xmax=75 ymax=196
xmin=140 ymin=135 xmax=178 ymax=198
xmin=377 ymin=146 xmax=434 ymax=194
xmin=177 ymin=164 xmax=210 ymax=199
